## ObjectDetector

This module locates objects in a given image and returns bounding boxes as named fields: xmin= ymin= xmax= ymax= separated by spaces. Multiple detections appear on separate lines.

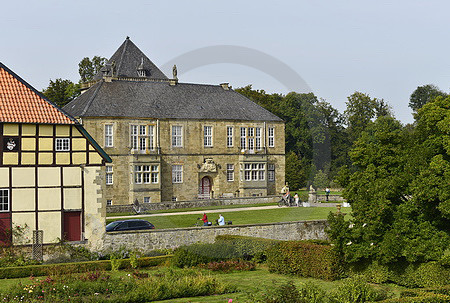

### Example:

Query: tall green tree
xmin=42 ymin=78 xmax=80 ymax=108
xmin=409 ymin=84 xmax=447 ymax=112
xmin=78 ymin=56 xmax=107 ymax=83
xmin=329 ymin=97 xmax=450 ymax=264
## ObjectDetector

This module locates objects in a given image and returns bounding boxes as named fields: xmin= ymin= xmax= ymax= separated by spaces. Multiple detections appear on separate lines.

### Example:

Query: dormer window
xmin=137 ymin=57 xmax=147 ymax=77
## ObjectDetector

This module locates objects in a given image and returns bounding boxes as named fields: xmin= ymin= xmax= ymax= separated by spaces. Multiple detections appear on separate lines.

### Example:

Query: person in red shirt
xmin=200 ymin=213 xmax=208 ymax=226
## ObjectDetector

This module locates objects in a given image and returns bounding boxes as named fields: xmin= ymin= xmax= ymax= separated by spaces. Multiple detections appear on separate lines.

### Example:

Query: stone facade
xmin=102 ymin=220 xmax=328 ymax=252
xmin=83 ymin=117 xmax=285 ymax=205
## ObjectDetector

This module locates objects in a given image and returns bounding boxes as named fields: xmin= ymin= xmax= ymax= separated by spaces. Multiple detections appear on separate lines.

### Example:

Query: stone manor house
xmin=64 ymin=37 xmax=285 ymax=205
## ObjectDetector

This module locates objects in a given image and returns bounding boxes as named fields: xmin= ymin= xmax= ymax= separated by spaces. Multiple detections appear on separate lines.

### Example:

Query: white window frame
xmin=240 ymin=127 xmax=246 ymax=150
xmin=134 ymin=165 xmax=143 ymax=184
xmin=104 ymin=124 xmax=114 ymax=148
xmin=255 ymin=127 xmax=262 ymax=150
xmin=268 ymin=127 xmax=275 ymax=148
xmin=151 ymin=165 xmax=159 ymax=184
xmin=226 ymin=126 xmax=233 ymax=147
xmin=148 ymin=125 xmax=155 ymax=150
xmin=268 ymin=164 xmax=275 ymax=182
xmin=55 ymin=138 xmax=70 ymax=151
xmin=258 ymin=163 xmax=265 ymax=180
xmin=172 ymin=125 xmax=183 ymax=147
xmin=0 ymin=189 xmax=9 ymax=212
xmin=142 ymin=165 xmax=151 ymax=184
xmin=131 ymin=125 xmax=154 ymax=152
xmin=172 ymin=165 xmax=183 ymax=183
xmin=143 ymin=197 xmax=151 ymax=203
xmin=106 ymin=165 xmax=113 ymax=185
xmin=106 ymin=199 xmax=112 ymax=206
xmin=243 ymin=163 xmax=265 ymax=181
xmin=204 ymin=126 xmax=213 ymax=147
xmin=244 ymin=164 xmax=251 ymax=181
xmin=226 ymin=164 xmax=234 ymax=181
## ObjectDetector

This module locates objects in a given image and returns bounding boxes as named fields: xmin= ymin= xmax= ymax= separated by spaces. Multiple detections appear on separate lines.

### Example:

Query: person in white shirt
xmin=218 ymin=214 xmax=225 ymax=226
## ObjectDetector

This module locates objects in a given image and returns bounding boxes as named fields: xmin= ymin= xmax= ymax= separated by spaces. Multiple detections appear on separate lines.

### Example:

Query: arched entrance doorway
xmin=199 ymin=176 xmax=211 ymax=199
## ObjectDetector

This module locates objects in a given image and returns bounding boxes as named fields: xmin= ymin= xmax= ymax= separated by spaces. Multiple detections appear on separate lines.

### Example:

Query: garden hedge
xmin=214 ymin=235 xmax=280 ymax=262
xmin=171 ymin=242 xmax=239 ymax=268
xmin=266 ymin=240 xmax=343 ymax=280
xmin=0 ymin=255 xmax=171 ymax=279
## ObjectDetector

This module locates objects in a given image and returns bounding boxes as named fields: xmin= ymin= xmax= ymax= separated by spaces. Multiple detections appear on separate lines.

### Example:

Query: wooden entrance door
xmin=199 ymin=177 xmax=211 ymax=199
xmin=0 ymin=213 xmax=11 ymax=246
xmin=63 ymin=211 xmax=81 ymax=242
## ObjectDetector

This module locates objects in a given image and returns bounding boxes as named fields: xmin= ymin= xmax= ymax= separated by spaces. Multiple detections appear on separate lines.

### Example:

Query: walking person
xmin=326 ymin=187 xmax=330 ymax=201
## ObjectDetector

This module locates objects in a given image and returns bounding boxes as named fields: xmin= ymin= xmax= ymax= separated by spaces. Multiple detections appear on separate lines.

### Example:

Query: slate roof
xmin=0 ymin=62 xmax=75 ymax=124
xmin=64 ymin=80 xmax=282 ymax=121
xmin=93 ymin=37 xmax=168 ymax=81
xmin=65 ymin=38 xmax=282 ymax=122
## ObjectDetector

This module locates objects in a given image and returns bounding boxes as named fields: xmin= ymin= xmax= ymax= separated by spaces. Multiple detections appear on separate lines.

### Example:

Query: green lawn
xmin=106 ymin=207 xmax=352 ymax=229
xmin=107 ymin=202 xmax=277 ymax=217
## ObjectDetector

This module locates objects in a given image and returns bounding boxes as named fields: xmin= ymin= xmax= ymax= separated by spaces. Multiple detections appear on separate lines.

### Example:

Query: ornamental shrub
xmin=266 ymin=240 xmax=344 ymax=280
xmin=329 ymin=276 xmax=389 ymax=303
xmin=198 ymin=259 xmax=256 ymax=272
xmin=215 ymin=235 xmax=280 ymax=262
xmin=172 ymin=243 xmax=239 ymax=268
xmin=389 ymin=261 xmax=450 ymax=288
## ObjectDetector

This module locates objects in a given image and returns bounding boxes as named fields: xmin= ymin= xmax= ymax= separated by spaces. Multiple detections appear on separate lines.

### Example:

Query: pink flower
xmin=228 ymin=299 xmax=233 ymax=303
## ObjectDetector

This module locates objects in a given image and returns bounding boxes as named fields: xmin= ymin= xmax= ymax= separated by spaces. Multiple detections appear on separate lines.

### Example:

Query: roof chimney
xmin=220 ymin=83 xmax=230 ymax=90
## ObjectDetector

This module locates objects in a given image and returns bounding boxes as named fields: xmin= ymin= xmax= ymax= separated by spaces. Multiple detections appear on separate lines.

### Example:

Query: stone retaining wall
xmin=102 ymin=220 xmax=328 ymax=252
xmin=316 ymin=194 xmax=345 ymax=202
xmin=107 ymin=195 xmax=280 ymax=214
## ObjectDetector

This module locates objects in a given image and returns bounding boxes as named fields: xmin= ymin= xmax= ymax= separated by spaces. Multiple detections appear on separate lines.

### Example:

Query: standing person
xmin=199 ymin=213 xmax=209 ymax=226
xmin=326 ymin=187 xmax=331 ymax=201
xmin=218 ymin=214 xmax=225 ymax=226
xmin=294 ymin=193 xmax=299 ymax=207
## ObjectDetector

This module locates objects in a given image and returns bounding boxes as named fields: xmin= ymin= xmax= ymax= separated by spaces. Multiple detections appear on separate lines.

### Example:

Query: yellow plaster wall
xmin=56 ymin=153 xmax=70 ymax=165
xmin=72 ymin=128 xmax=83 ymax=137
xmin=39 ymin=125 xmax=53 ymax=136
xmin=3 ymin=124 xmax=18 ymax=136
xmin=22 ymin=138 xmax=36 ymax=150
xmin=38 ymin=167 xmax=60 ymax=187
xmin=72 ymin=153 xmax=86 ymax=165
xmin=63 ymin=167 xmax=81 ymax=186
xmin=38 ymin=188 xmax=61 ymax=210
xmin=63 ymin=188 xmax=82 ymax=210
xmin=38 ymin=153 xmax=53 ymax=165
xmin=72 ymin=138 xmax=86 ymax=151
xmin=0 ymin=168 xmax=9 ymax=187
xmin=11 ymin=188 xmax=35 ymax=211
xmin=11 ymin=213 xmax=35 ymax=244
xmin=38 ymin=138 xmax=53 ymax=151
xmin=89 ymin=152 xmax=102 ymax=164
xmin=21 ymin=153 xmax=36 ymax=165
xmin=22 ymin=124 xmax=36 ymax=136
xmin=39 ymin=212 xmax=61 ymax=243
xmin=12 ymin=167 xmax=35 ymax=187
xmin=3 ymin=153 xmax=18 ymax=165
xmin=56 ymin=125 xmax=70 ymax=136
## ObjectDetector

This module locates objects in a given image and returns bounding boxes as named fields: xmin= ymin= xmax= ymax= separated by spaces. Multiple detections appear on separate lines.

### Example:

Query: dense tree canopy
xmin=79 ymin=56 xmax=107 ymax=83
xmin=330 ymin=96 xmax=450 ymax=264
xmin=42 ymin=78 xmax=80 ymax=108
xmin=409 ymin=84 xmax=447 ymax=112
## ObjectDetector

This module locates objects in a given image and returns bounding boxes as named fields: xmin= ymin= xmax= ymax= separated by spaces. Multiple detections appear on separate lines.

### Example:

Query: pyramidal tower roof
xmin=0 ymin=62 xmax=75 ymax=124
xmin=93 ymin=37 xmax=168 ymax=81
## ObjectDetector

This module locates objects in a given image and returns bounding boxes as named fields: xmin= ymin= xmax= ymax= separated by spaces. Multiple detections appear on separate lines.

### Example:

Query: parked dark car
xmin=106 ymin=219 xmax=155 ymax=232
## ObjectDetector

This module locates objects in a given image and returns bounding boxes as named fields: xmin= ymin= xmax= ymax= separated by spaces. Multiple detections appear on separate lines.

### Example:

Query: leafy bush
xmin=348 ymin=260 xmax=390 ymax=284
xmin=329 ymin=276 xmax=389 ymax=303
xmin=215 ymin=235 xmax=280 ymax=262
xmin=389 ymin=261 xmax=450 ymax=288
xmin=0 ymin=255 xmax=171 ymax=279
xmin=266 ymin=240 xmax=343 ymax=280
xmin=198 ymin=260 xmax=256 ymax=272
xmin=171 ymin=243 xmax=239 ymax=268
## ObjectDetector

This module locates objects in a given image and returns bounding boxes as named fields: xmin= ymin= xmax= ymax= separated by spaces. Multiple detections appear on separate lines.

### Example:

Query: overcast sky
xmin=2 ymin=0 xmax=449 ymax=124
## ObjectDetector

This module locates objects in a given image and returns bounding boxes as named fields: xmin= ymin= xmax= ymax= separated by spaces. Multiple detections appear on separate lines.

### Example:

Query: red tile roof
xmin=0 ymin=62 xmax=75 ymax=124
